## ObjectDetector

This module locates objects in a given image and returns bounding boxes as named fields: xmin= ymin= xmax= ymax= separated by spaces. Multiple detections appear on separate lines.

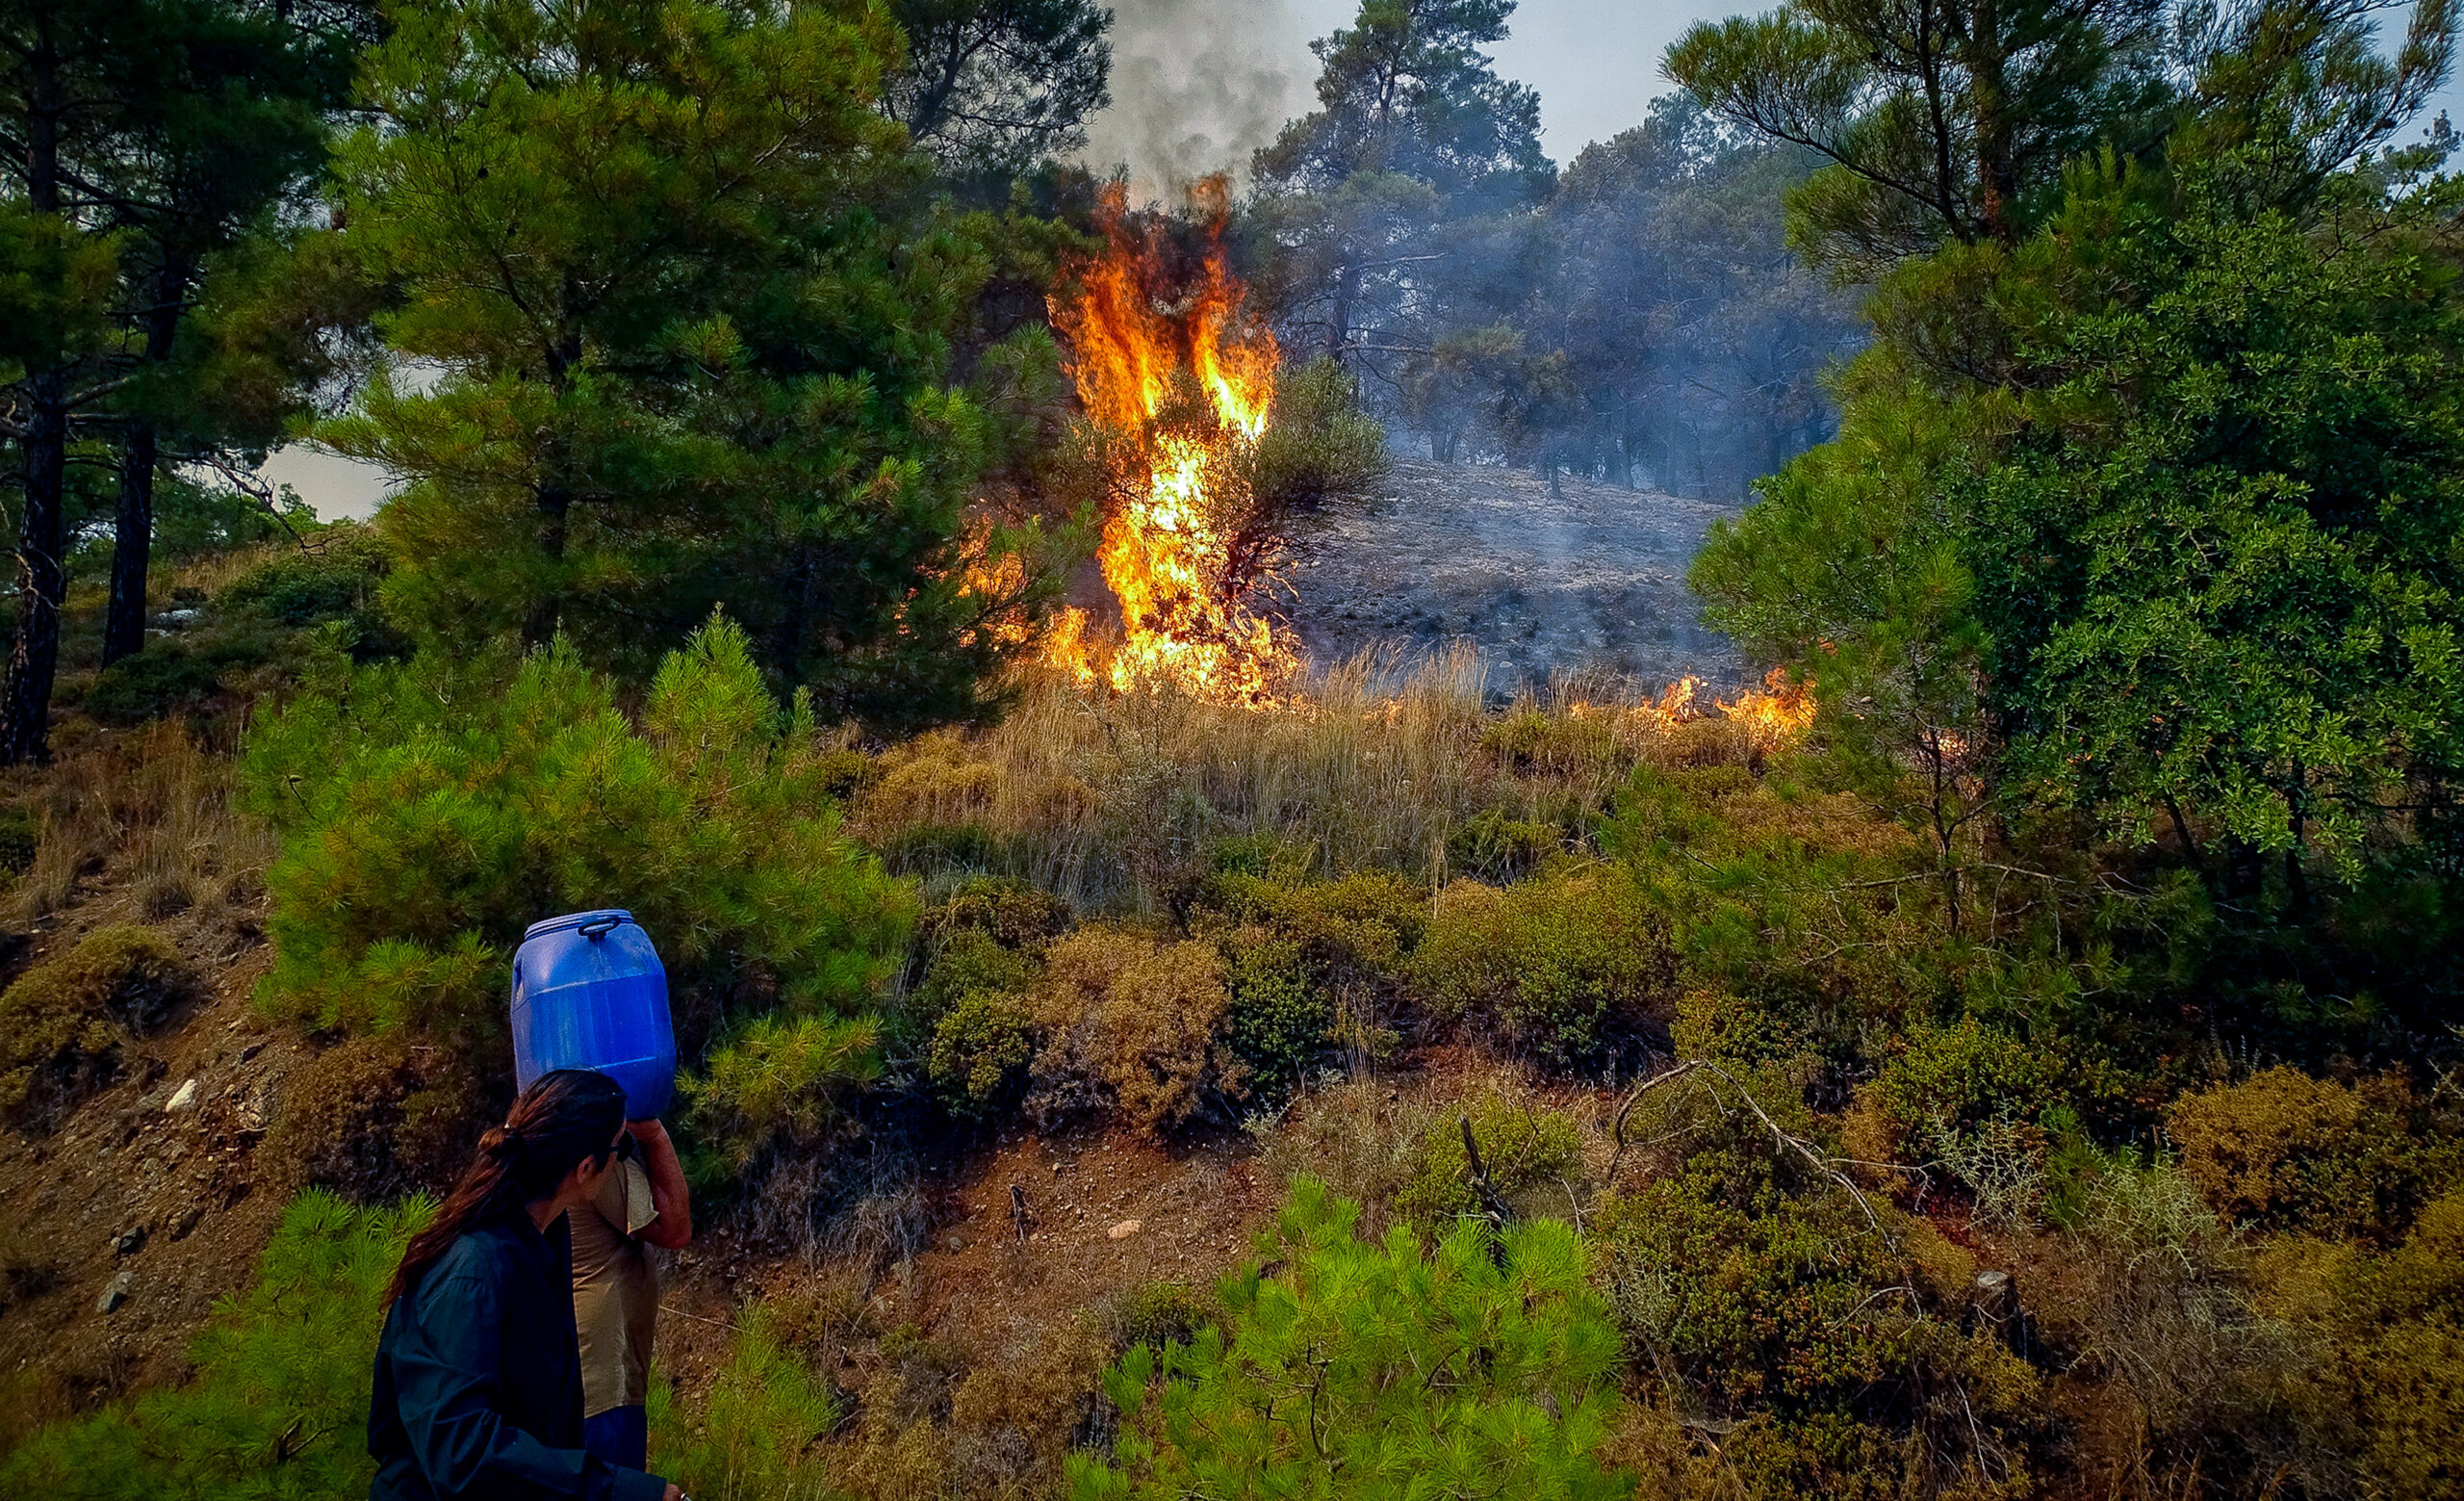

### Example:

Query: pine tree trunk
xmin=103 ymin=425 xmax=159 ymax=666
xmin=3 ymin=372 xmax=70 ymax=764
xmin=522 ymin=481 xmax=571 ymax=649
xmin=5 ymin=13 xmax=69 ymax=763
xmin=104 ymin=257 xmax=191 ymax=668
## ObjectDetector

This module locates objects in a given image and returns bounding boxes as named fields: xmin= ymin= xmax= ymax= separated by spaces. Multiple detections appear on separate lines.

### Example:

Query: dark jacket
xmin=369 ymin=1211 xmax=669 ymax=1501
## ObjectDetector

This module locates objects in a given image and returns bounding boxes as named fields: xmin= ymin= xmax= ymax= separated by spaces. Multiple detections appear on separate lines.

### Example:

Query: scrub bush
xmin=1072 ymin=1178 xmax=1628 ymax=1501
xmin=260 ymin=1034 xmax=489 ymax=1201
xmin=244 ymin=617 xmax=916 ymax=1067
xmin=2169 ymin=1067 xmax=2462 ymax=1242
xmin=1217 ymin=930 xmax=1328 ymax=1098
xmin=1391 ymin=1096 xmax=1584 ymax=1236
xmin=1445 ymin=805 xmax=1562 ymax=880
xmin=1027 ymin=928 xmax=1244 ymax=1135
xmin=929 ymin=990 xmax=1038 ymax=1120
xmin=214 ymin=527 xmax=390 ymax=629
xmin=1416 ymin=869 xmax=1675 ymax=1067
xmin=0 ymin=925 xmax=197 ymax=1126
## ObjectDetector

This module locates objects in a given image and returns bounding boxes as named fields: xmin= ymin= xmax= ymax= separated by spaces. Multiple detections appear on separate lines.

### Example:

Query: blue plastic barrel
xmin=510 ymin=909 xmax=677 ymax=1120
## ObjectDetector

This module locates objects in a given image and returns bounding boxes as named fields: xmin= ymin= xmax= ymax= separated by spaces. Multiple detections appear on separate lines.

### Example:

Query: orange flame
xmin=1589 ymin=668 xmax=1817 ymax=749
xmin=1044 ymin=179 xmax=1292 ymax=701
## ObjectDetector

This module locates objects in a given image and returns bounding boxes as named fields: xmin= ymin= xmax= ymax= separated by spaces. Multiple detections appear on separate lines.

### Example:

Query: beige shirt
xmin=570 ymin=1157 xmax=657 ymax=1416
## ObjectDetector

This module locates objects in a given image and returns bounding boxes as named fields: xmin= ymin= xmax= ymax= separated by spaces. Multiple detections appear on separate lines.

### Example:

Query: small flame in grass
xmin=1572 ymin=669 xmax=1817 ymax=750
xmin=1043 ymin=179 xmax=1293 ymax=702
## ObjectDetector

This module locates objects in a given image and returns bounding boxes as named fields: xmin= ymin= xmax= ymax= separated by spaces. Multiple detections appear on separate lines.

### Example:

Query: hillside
xmin=1278 ymin=456 xmax=1746 ymax=693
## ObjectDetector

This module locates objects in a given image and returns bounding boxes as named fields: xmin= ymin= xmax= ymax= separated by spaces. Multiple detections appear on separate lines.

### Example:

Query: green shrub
xmin=1598 ymin=1149 xmax=1921 ymax=1417
xmin=0 ymin=803 xmax=38 ymax=876
xmin=920 ymin=875 xmax=1073 ymax=952
xmin=1236 ymin=356 xmax=1391 ymax=514
xmin=0 ymin=925 xmax=197 ymax=1126
xmin=215 ymin=527 xmax=391 ymax=628
xmin=928 ymin=990 xmax=1037 ymax=1120
xmin=1103 ymin=1281 xmax=1219 ymax=1352
xmin=911 ymin=927 xmax=1041 ymax=1024
xmin=1392 ymin=1097 xmax=1583 ymax=1236
xmin=1071 ymin=1178 xmax=1627 ymax=1501
xmin=1669 ymin=987 xmax=1812 ymax=1067
xmin=649 ymin=1310 xmax=839 ymax=1501
xmin=1416 ymin=869 xmax=1674 ymax=1067
xmin=2169 ymin=1067 xmax=2462 ymax=1242
xmin=243 ymin=618 xmax=916 ymax=1072
xmin=80 ymin=620 xmax=286 ymax=725
xmin=0 ymin=1191 xmax=425 ymax=1499
xmin=1446 ymin=806 xmax=1563 ymax=880
xmin=1218 ymin=930 xmax=1329 ymax=1098
xmin=1870 ymin=1017 xmax=2068 ymax=1144
xmin=685 ymin=1012 xmax=885 ymax=1172
xmin=1199 ymin=868 xmax=1427 ymax=992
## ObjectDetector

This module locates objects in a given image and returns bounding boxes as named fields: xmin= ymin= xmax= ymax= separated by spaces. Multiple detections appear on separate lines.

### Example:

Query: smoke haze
xmin=1076 ymin=0 xmax=1348 ymax=202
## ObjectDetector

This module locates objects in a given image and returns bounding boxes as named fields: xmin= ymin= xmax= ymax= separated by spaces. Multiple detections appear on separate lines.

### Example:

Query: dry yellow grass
xmin=3 ymin=718 xmax=272 ymax=937
xmin=848 ymin=647 xmax=1796 ymax=912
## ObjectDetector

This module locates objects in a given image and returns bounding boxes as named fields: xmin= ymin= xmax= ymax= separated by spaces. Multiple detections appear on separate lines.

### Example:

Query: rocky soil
xmin=1272 ymin=455 xmax=1748 ymax=695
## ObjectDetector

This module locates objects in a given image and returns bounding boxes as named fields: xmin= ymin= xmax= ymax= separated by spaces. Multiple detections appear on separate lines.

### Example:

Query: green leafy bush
xmin=929 ymin=990 xmax=1037 ymax=1120
xmin=1391 ymin=1096 xmax=1583 ymax=1236
xmin=1236 ymin=356 xmax=1391 ymax=514
xmin=1102 ymin=1281 xmax=1219 ymax=1353
xmin=1218 ymin=930 xmax=1328 ymax=1098
xmin=1416 ymin=869 xmax=1674 ymax=1067
xmin=919 ymin=875 xmax=1073 ymax=953
xmin=0 ymin=1192 xmax=425 ymax=1499
xmin=0 ymin=925 xmax=197 ymax=1126
xmin=0 ymin=803 xmax=35 ymax=875
xmin=243 ymin=617 xmax=916 ymax=1065
xmin=1071 ymin=1178 xmax=1627 ymax=1501
xmin=1869 ymin=1017 xmax=2068 ymax=1146
xmin=1199 ymin=868 xmax=1427 ymax=991
xmin=81 ymin=619 xmax=286 ymax=725
xmin=215 ymin=527 xmax=391 ymax=629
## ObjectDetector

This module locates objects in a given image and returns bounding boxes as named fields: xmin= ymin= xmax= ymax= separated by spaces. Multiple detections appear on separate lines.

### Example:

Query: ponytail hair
xmin=387 ymin=1069 xmax=629 ymax=1307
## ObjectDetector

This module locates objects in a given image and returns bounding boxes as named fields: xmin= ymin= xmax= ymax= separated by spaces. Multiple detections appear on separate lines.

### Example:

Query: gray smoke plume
xmin=1077 ymin=0 xmax=1330 ymax=203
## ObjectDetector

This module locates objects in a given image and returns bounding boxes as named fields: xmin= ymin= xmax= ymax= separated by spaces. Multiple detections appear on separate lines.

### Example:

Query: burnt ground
xmin=1271 ymin=455 xmax=1748 ymax=695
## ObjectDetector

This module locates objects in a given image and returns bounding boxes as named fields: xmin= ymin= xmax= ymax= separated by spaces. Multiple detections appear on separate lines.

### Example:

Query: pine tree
xmin=1665 ymin=0 xmax=2174 ymax=271
xmin=1249 ymin=0 xmax=1553 ymax=386
xmin=322 ymin=0 xmax=1062 ymax=727
xmin=882 ymin=0 xmax=1113 ymax=177
xmin=0 ymin=0 xmax=353 ymax=762
xmin=1072 ymin=1178 xmax=1629 ymax=1501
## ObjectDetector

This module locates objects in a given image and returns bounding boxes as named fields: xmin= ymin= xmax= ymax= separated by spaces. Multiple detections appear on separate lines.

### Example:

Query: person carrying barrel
xmin=368 ymin=1070 xmax=683 ymax=1501
xmin=571 ymin=1113 xmax=691 ymax=1469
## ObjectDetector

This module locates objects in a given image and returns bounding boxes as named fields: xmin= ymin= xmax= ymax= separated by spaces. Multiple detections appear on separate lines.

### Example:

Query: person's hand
xmin=661 ymin=1486 xmax=683 ymax=1501
xmin=627 ymin=1118 xmax=671 ymax=1147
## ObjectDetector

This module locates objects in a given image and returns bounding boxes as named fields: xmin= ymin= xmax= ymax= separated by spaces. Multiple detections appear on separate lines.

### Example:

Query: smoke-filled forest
xmin=1 ymin=0 xmax=2461 ymax=1498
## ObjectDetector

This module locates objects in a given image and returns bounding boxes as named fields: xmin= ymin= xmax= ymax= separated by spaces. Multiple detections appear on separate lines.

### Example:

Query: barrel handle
xmin=578 ymin=914 xmax=625 ymax=940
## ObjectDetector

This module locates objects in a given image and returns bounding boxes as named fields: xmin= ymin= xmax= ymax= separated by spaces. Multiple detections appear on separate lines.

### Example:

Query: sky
xmin=270 ymin=0 xmax=2464 ymax=521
